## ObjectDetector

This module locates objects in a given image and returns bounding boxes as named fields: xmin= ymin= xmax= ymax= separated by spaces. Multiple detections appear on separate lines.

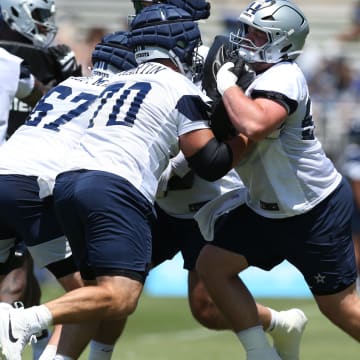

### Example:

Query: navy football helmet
xmin=131 ymin=0 xmax=210 ymax=20
xmin=91 ymin=31 xmax=137 ymax=72
xmin=129 ymin=4 xmax=203 ymax=80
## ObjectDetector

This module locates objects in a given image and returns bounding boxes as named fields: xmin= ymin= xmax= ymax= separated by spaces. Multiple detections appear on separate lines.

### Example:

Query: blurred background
xmin=46 ymin=0 xmax=360 ymax=298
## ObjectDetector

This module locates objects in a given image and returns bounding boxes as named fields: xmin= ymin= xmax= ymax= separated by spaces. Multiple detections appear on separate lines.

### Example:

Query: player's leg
xmin=196 ymin=202 xmax=309 ymax=360
xmin=183 ymin=214 xmax=307 ymax=360
xmin=27 ymin=248 xmax=83 ymax=360
xmin=314 ymin=285 xmax=360 ymax=340
xmin=189 ymin=269 xmax=307 ymax=352
xmin=0 ymin=245 xmax=40 ymax=307
xmin=0 ymin=274 xmax=143 ymax=360
xmin=55 ymin=277 xmax=128 ymax=360
xmin=87 ymin=317 xmax=128 ymax=360
xmin=0 ymin=238 xmax=51 ymax=360
xmin=51 ymin=170 xmax=153 ymax=360
xmin=188 ymin=270 xmax=229 ymax=329
xmin=353 ymin=233 xmax=360 ymax=292
xmin=292 ymin=178 xmax=360 ymax=341
xmin=350 ymin=215 xmax=360 ymax=292
xmin=0 ymin=177 xmax=85 ymax=359
xmin=197 ymin=244 xmax=281 ymax=360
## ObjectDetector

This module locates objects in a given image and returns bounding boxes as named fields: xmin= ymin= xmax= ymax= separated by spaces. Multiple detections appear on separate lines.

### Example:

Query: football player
xmin=0 ymin=3 xmax=81 ymax=358
xmin=0 ymin=31 xmax=137 ymax=360
xmin=197 ymin=0 xmax=360 ymax=358
xmin=0 ymin=0 xmax=82 ymax=136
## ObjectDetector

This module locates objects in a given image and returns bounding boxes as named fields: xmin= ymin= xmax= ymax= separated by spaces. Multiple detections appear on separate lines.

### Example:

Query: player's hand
xmin=203 ymin=35 xmax=255 ymax=99
xmin=216 ymin=62 xmax=238 ymax=96
xmin=48 ymin=44 xmax=82 ymax=82
xmin=230 ymin=58 xmax=255 ymax=91
xmin=202 ymin=35 xmax=231 ymax=100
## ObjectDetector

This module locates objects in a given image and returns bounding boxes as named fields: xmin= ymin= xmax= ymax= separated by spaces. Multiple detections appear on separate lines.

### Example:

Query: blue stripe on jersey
xmin=251 ymin=90 xmax=298 ymax=115
xmin=175 ymin=95 xmax=210 ymax=122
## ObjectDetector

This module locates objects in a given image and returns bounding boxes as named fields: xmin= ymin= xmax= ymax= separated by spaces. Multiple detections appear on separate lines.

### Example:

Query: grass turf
xmin=21 ymin=282 xmax=358 ymax=359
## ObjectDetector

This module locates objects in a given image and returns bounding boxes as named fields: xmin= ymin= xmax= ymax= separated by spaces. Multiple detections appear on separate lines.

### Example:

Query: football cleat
xmin=0 ymin=302 xmax=37 ymax=360
xmin=270 ymin=308 xmax=308 ymax=360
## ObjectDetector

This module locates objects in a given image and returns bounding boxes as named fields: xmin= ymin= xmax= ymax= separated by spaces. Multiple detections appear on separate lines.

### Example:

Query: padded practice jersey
xmin=0 ymin=70 xmax=115 ymax=183
xmin=236 ymin=61 xmax=342 ymax=218
xmin=67 ymin=62 xmax=211 ymax=204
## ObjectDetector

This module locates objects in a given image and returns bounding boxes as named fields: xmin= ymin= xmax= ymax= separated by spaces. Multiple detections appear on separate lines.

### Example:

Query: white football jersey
xmin=236 ymin=61 xmax=342 ymax=218
xmin=67 ymin=62 xmax=211 ymax=204
xmin=0 ymin=71 xmax=115 ymax=181
xmin=155 ymin=44 xmax=245 ymax=219
xmin=0 ymin=48 xmax=22 ymax=145
xmin=157 ymin=170 xmax=244 ymax=219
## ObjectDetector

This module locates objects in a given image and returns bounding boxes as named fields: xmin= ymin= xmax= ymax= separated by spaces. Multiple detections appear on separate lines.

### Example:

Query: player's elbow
xmin=185 ymin=138 xmax=233 ymax=181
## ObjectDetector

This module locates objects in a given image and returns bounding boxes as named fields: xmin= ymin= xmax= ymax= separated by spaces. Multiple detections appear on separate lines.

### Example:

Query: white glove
xmin=171 ymin=151 xmax=191 ymax=178
xmin=156 ymin=161 xmax=173 ymax=198
xmin=156 ymin=151 xmax=192 ymax=198
xmin=216 ymin=62 xmax=238 ymax=96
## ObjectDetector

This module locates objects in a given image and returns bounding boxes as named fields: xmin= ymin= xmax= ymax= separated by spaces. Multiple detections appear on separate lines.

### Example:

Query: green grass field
xmin=21 ymin=282 xmax=359 ymax=359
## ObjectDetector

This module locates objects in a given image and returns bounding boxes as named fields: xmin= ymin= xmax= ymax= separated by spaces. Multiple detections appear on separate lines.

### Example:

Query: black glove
xmin=209 ymin=98 xmax=238 ymax=141
xmin=202 ymin=35 xmax=255 ymax=100
xmin=48 ymin=44 xmax=82 ymax=83
xmin=229 ymin=58 xmax=256 ymax=91
xmin=202 ymin=35 xmax=230 ymax=101
xmin=203 ymin=36 xmax=255 ymax=141
xmin=168 ymin=0 xmax=211 ymax=20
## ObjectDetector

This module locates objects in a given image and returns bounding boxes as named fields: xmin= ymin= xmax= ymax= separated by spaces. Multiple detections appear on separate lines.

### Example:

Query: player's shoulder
xmin=0 ymin=47 xmax=22 ymax=63
xmin=263 ymin=61 xmax=305 ymax=81
xmin=57 ymin=73 xmax=112 ymax=92
xmin=251 ymin=61 xmax=306 ymax=96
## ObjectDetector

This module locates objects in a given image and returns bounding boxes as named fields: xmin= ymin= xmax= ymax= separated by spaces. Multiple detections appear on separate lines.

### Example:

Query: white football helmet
xmin=1 ymin=0 xmax=57 ymax=48
xmin=230 ymin=0 xmax=309 ymax=64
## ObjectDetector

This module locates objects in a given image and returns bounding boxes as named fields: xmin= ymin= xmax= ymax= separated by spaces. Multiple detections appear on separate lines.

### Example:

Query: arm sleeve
xmin=186 ymin=137 xmax=233 ymax=182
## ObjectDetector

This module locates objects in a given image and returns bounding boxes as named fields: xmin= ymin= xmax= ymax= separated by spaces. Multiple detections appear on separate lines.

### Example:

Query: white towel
xmin=194 ymin=188 xmax=246 ymax=241
xmin=37 ymin=175 xmax=56 ymax=199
